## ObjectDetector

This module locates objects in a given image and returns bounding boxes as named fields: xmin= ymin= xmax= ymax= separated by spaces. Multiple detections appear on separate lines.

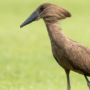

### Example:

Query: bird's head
xmin=20 ymin=3 xmax=71 ymax=28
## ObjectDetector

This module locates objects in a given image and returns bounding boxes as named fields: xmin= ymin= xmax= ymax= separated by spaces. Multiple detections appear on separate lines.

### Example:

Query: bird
xmin=20 ymin=3 xmax=90 ymax=90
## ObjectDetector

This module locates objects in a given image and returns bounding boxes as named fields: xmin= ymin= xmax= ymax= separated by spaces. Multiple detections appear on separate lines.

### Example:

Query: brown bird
xmin=20 ymin=3 xmax=90 ymax=90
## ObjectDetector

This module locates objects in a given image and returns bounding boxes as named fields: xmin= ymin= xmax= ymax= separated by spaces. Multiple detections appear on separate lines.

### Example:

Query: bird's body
xmin=20 ymin=3 xmax=90 ymax=90
xmin=46 ymin=22 xmax=90 ymax=76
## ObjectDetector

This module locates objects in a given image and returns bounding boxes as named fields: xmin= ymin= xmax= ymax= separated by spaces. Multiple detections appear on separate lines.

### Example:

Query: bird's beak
xmin=20 ymin=11 xmax=39 ymax=28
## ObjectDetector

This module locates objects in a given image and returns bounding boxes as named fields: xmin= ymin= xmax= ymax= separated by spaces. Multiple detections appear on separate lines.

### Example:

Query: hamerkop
xmin=20 ymin=3 xmax=90 ymax=90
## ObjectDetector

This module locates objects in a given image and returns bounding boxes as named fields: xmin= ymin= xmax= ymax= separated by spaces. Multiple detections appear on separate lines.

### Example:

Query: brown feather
xmin=20 ymin=3 xmax=90 ymax=90
xmin=35 ymin=3 xmax=90 ymax=76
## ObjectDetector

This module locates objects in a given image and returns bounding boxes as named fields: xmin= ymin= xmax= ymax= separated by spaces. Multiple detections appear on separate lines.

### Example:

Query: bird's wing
xmin=67 ymin=42 xmax=90 ymax=75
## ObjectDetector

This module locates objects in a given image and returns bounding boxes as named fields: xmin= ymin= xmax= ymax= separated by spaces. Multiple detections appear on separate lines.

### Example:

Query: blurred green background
xmin=0 ymin=0 xmax=90 ymax=90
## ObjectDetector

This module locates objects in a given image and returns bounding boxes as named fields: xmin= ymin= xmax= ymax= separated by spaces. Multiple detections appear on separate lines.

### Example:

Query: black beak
xmin=20 ymin=11 xmax=39 ymax=28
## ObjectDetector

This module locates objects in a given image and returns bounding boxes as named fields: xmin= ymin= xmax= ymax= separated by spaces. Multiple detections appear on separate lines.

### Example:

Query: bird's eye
xmin=40 ymin=6 xmax=45 ymax=11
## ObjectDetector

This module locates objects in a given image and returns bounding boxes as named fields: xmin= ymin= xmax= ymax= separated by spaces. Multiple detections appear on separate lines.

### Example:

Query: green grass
xmin=0 ymin=0 xmax=90 ymax=90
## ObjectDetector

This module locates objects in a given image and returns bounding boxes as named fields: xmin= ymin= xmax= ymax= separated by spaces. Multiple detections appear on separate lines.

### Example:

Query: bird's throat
xmin=44 ymin=21 xmax=70 ymax=49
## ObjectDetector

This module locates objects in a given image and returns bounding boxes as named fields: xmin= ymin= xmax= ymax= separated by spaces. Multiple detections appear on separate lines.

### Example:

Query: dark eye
xmin=40 ymin=6 xmax=45 ymax=11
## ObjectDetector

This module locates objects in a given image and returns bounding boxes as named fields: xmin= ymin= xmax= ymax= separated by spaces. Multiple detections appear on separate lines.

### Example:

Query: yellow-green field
xmin=0 ymin=0 xmax=90 ymax=90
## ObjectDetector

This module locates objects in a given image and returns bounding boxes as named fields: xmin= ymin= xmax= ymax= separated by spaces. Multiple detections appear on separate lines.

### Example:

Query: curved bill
xmin=20 ymin=11 xmax=39 ymax=28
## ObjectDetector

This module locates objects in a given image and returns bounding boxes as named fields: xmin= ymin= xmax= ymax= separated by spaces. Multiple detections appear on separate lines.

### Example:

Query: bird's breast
xmin=51 ymin=41 xmax=74 ymax=70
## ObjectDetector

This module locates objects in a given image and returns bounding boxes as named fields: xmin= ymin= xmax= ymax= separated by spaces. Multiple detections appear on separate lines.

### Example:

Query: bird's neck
xmin=44 ymin=21 xmax=70 ymax=48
